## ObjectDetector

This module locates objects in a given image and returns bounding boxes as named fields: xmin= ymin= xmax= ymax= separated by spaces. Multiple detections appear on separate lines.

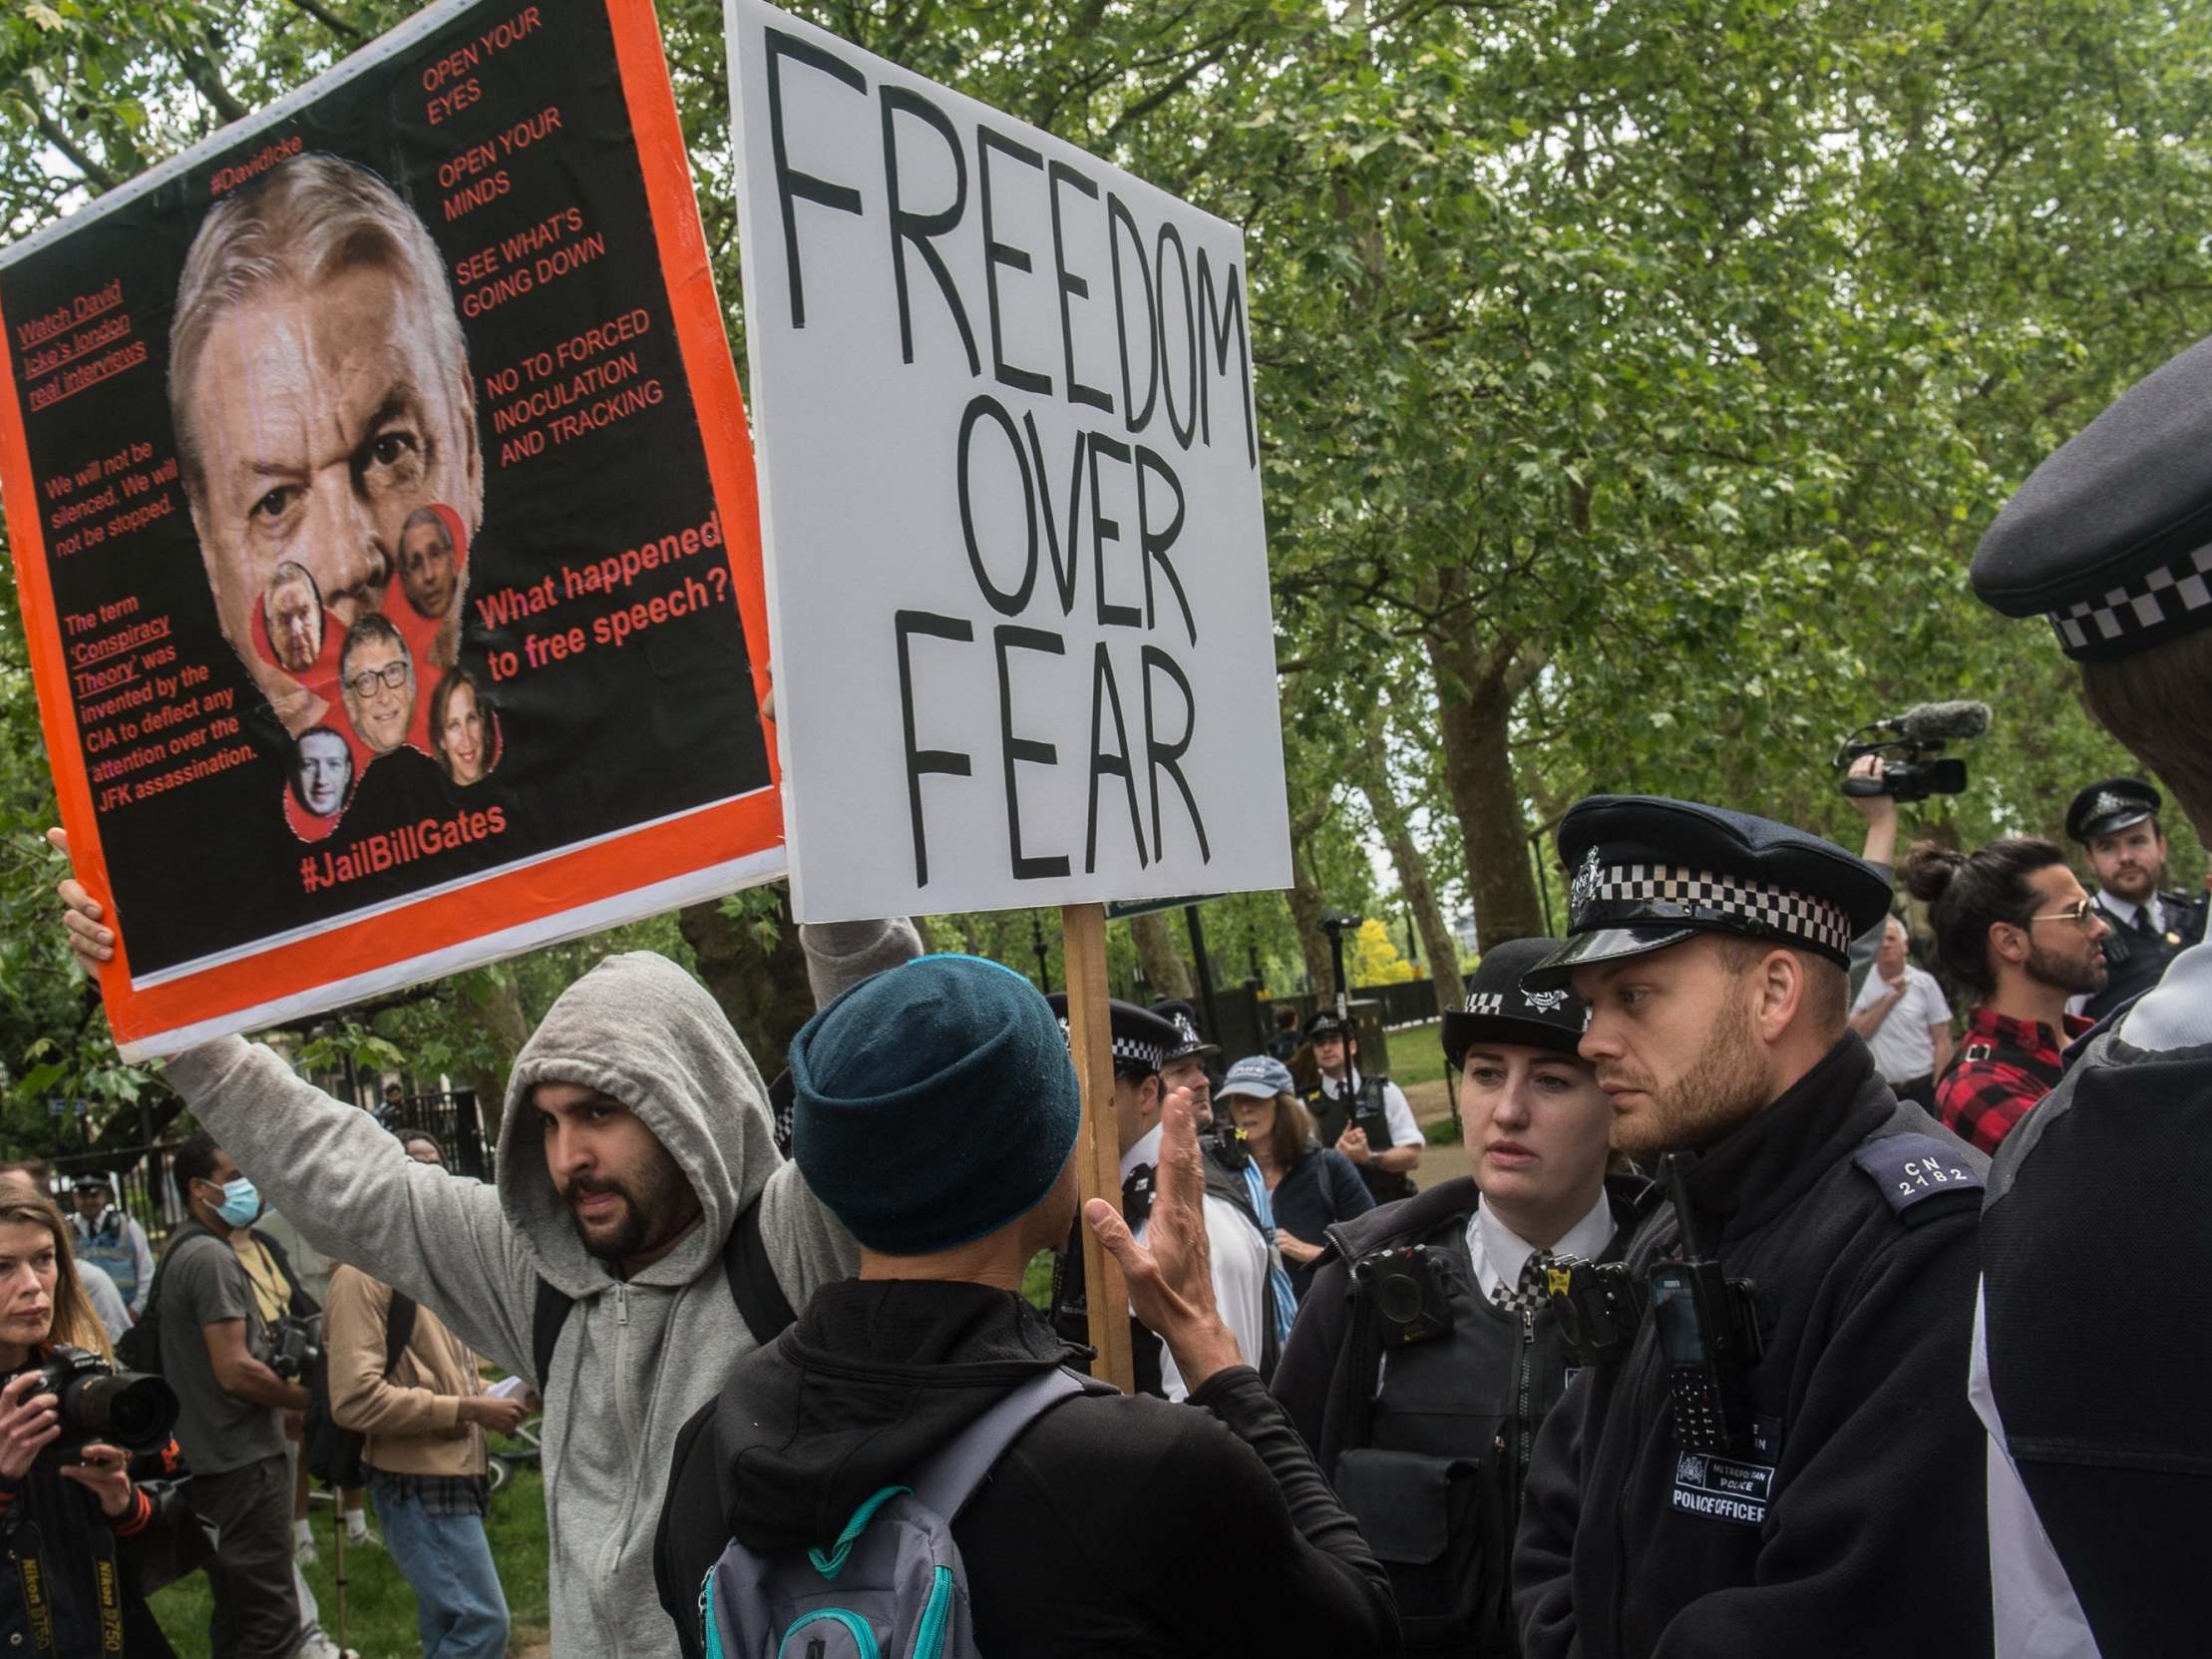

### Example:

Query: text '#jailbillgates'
xmin=0 ymin=0 xmax=780 ymax=1056
xmin=727 ymin=0 xmax=1292 ymax=925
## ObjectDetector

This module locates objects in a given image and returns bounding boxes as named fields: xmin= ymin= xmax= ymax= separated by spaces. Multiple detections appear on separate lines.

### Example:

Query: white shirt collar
xmin=2096 ymin=888 xmax=2146 ymax=929
xmin=1120 ymin=1122 xmax=1164 ymax=1181
xmin=1322 ymin=1066 xmax=1362 ymax=1096
xmin=1465 ymin=1187 xmax=1617 ymax=1302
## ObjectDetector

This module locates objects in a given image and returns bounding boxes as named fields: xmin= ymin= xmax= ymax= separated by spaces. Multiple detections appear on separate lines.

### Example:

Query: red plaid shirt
xmin=1936 ymin=1008 xmax=2094 ymax=1154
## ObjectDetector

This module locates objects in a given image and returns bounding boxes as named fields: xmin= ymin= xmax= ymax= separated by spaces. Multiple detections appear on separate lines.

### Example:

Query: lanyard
xmin=10 ymin=1516 xmax=126 ymax=1656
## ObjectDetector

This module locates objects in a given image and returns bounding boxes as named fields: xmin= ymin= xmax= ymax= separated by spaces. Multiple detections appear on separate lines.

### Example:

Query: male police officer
xmin=1151 ymin=998 xmax=1220 ymax=1128
xmin=1047 ymin=997 xmax=1277 ymax=1399
xmin=1275 ymin=940 xmax=1643 ymax=1657
xmin=2065 ymin=775 xmax=2206 ymax=1020
xmin=1303 ymin=1012 xmax=1425 ymax=1202
xmin=1512 ymin=797 xmax=1993 ymax=1658
xmin=1967 ymin=335 xmax=2212 ymax=1656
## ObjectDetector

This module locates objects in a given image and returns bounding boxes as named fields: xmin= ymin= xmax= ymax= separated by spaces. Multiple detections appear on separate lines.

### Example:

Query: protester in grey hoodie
xmin=50 ymin=847 xmax=917 ymax=1658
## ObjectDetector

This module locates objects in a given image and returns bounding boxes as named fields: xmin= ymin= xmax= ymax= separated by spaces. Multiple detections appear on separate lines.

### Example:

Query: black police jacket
xmin=2082 ymin=890 xmax=2207 ymax=1022
xmin=1304 ymin=1074 xmax=1414 ymax=1203
xmin=1514 ymin=1037 xmax=1994 ymax=1658
xmin=1982 ymin=1029 xmax=2212 ymax=1657
xmin=1275 ymin=1174 xmax=1648 ymax=1658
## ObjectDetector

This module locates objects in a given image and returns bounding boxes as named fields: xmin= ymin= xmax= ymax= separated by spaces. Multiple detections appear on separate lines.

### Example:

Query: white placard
xmin=726 ymin=0 xmax=1291 ymax=923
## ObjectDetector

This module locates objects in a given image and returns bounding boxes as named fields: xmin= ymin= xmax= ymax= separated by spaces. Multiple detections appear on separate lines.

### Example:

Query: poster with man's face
xmin=0 ymin=0 xmax=783 ymax=1056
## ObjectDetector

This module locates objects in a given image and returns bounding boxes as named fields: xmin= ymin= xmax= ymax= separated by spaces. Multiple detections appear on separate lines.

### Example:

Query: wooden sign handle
xmin=1061 ymin=901 xmax=1135 ymax=1395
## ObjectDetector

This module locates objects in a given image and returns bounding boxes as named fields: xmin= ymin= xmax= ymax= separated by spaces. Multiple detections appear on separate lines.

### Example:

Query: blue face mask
xmin=202 ymin=1176 xmax=261 ymax=1228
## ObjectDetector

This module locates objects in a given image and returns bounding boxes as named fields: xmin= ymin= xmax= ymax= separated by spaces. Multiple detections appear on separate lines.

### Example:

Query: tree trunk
xmin=1128 ymin=911 xmax=1194 ymax=1001
xmin=465 ymin=969 xmax=531 ymax=1134
xmin=1287 ymin=832 xmax=1337 ymax=1003
xmin=678 ymin=891 xmax=817 ymax=1077
xmin=1349 ymin=719 xmax=1466 ymax=1019
xmin=1427 ymin=629 xmax=1547 ymax=950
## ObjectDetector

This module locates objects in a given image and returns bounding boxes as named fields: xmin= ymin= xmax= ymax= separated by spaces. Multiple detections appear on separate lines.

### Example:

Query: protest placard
xmin=724 ymin=0 xmax=1291 ymax=925
xmin=0 ymin=0 xmax=782 ymax=1057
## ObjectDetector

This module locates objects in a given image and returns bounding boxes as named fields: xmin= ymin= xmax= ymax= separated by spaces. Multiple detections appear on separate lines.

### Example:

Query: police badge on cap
xmin=1441 ymin=938 xmax=1589 ymax=1070
xmin=1044 ymin=993 xmax=1180 ymax=1074
xmin=1148 ymin=999 xmax=1219 ymax=1062
xmin=2065 ymin=776 xmax=2162 ymax=845
xmin=1524 ymin=796 xmax=1893 ymax=990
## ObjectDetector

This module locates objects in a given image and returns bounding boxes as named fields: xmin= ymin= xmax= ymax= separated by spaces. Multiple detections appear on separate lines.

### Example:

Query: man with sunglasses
xmin=1901 ymin=839 xmax=2109 ymax=1155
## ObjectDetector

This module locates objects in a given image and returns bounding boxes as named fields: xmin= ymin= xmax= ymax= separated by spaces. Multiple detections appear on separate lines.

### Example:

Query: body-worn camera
xmin=1546 ymin=1258 xmax=1641 ymax=1366
xmin=267 ymin=1314 xmax=323 ymax=1382
xmin=1652 ymin=1154 xmax=1766 ymax=1454
xmin=29 ymin=1344 xmax=178 ymax=1472
xmin=1352 ymin=1245 xmax=1452 ymax=1347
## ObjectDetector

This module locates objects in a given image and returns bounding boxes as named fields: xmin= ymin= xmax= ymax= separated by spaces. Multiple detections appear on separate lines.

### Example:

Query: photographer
xmin=156 ymin=1132 xmax=312 ymax=1658
xmin=0 ymin=1182 xmax=185 ymax=1658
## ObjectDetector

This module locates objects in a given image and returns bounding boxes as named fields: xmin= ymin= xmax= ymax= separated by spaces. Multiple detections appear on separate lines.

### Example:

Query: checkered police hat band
xmin=1465 ymin=992 xmax=1505 ymax=1016
xmin=2048 ymin=542 xmax=2212 ymax=658
xmin=1054 ymin=1021 xmax=1165 ymax=1072
xmin=1572 ymin=863 xmax=1855 ymax=958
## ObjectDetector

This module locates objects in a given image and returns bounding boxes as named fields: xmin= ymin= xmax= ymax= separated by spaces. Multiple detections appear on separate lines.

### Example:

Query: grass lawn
xmin=153 ymin=1459 xmax=550 ymax=1659
xmin=1381 ymin=1019 xmax=1447 ymax=1088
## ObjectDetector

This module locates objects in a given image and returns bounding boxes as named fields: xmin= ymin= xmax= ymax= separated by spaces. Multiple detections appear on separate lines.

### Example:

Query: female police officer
xmin=1272 ymin=939 xmax=1643 ymax=1656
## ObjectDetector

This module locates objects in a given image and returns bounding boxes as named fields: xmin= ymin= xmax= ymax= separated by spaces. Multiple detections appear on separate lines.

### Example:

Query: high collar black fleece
xmin=710 ymin=1278 xmax=1080 ymax=1553
xmin=1677 ymin=1034 xmax=1890 ymax=1243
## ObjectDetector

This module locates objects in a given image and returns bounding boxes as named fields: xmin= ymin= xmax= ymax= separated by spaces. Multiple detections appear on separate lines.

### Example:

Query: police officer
xmin=1150 ymin=998 xmax=1221 ymax=1128
xmin=1273 ymin=940 xmax=1645 ymax=1657
xmin=1046 ymin=996 xmax=1280 ymax=1399
xmin=1512 ymin=796 xmax=1993 ymax=1657
xmin=2064 ymin=775 xmax=2207 ymax=1020
xmin=1967 ymin=335 xmax=2212 ymax=1656
xmin=1302 ymin=1012 xmax=1425 ymax=1203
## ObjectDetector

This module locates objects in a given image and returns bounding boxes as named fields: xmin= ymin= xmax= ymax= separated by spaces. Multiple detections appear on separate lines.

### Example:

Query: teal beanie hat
xmin=788 ymin=954 xmax=1082 ymax=1254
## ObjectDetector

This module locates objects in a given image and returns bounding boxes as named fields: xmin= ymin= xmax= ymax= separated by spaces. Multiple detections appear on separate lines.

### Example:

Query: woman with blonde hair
xmin=0 ymin=1179 xmax=187 ymax=1655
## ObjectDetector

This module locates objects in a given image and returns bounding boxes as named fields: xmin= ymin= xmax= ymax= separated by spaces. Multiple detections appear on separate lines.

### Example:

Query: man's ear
xmin=1988 ymin=920 xmax=2027 ymax=968
xmin=1754 ymin=949 xmax=1804 ymax=1041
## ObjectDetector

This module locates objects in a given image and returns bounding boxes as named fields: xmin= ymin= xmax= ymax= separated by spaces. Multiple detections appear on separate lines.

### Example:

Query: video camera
xmin=267 ymin=1313 xmax=323 ymax=1382
xmin=30 ymin=1344 xmax=179 ymax=1472
xmin=1352 ymin=1245 xmax=1453 ymax=1347
xmin=1833 ymin=700 xmax=1990 ymax=804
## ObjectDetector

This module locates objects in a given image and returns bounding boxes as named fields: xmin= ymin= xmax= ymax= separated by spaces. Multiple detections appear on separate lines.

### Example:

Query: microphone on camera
xmin=1893 ymin=700 xmax=1992 ymax=744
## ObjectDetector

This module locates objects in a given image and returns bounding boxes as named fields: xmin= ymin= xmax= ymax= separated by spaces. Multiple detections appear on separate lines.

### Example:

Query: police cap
xmin=1044 ymin=993 xmax=1180 ymax=1076
xmin=1302 ymin=1008 xmax=1352 ymax=1041
xmin=1972 ymin=336 xmax=2212 ymax=660
xmin=1148 ymin=999 xmax=1219 ymax=1062
xmin=2065 ymin=776 xmax=2162 ymax=845
xmin=1526 ymin=795 xmax=1891 ymax=990
xmin=1440 ymin=938 xmax=1588 ymax=1071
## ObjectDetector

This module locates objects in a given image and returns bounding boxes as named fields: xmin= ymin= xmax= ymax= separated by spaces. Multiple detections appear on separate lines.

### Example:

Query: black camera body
xmin=1352 ymin=1245 xmax=1453 ymax=1347
xmin=267 ymin=1314 xmax=323 ymax=1382
xmin=1833 ymin=701 xmax=1990 ymax=804
xmin=30 ymin=1344 xmax=179 ymax=1472
xmin=1546 ymin=1257 xmax=1642 ymax=1366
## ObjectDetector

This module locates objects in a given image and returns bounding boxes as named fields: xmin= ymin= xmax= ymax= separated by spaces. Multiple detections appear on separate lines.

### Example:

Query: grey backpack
xmin=698 ymin=1367 xmax=1096 ymax=1659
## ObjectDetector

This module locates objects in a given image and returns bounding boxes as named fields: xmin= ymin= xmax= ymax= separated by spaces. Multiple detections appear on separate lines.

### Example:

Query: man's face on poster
xmin=294 ymin=729 xmax=352 ymax=816
xmin=182 ymin=259 xmax=478 ymax=726
xmin=341 ymin=631 xmax=415 ymax=754
xmin=265 ymin=567 xmax=321 ymax=674
xmin=398 ymin=511 xmax=458 ymax=621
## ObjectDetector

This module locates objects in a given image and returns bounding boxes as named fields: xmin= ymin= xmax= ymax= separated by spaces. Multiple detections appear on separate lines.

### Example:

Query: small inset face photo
xmin=262 ymin=561 xmax=324 ymax=675
xmin=431 ymin=663 xmax=496 ymax=786
xmin=339 ymin=614 xmax=416 ymax=755
xmin=291 ymin=725 xmax=353 ymax=818
xmin=398 ymin=504 xmax=460 ymax=622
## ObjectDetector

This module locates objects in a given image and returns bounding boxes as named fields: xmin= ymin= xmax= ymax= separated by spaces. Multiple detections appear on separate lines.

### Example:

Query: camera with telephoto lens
xmin=28 ymin=1344 xmax=179 ymax=1472
xmin=1832 ymin=701 xmax=1991 ymax=804
xmin=1352 ymin=1245 xmax=1452 ymax=1347
xmin=1545 ymin=1257 xmax=1642 ymax=1366
xmin=267 ymin=1314 xmax=323 ymax=1382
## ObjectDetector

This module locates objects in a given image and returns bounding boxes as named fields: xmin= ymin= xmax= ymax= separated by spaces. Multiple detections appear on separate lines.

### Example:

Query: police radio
xmin=1651 ymin=1153 xmax=1764 ymax=1453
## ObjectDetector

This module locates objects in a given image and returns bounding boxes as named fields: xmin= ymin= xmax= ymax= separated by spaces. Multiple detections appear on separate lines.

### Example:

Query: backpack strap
xmin=907 ymin=1367 xmax=1090 ymax=1519
xmin=530 ymin=1192 xmax=791 ymax=1391
xmin=721 ymin=1191 xmax=797 ymax=1349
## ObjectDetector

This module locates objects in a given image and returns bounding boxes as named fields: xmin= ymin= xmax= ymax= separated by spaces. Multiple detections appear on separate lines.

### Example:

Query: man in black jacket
xmin=1275 ymin=939 xmax=1645 ymax=1657
xmin=654 ymin=953 xmax=1398 ymax=1658
xmin=1511 ymin=796 xmax=1992 ymax=1658
xmin=1966 ymin=335 xmax=2212 ymax=1656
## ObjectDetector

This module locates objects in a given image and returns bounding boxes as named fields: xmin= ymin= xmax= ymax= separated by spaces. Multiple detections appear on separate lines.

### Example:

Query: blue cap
xmin=789 ymin=955 xmax=1080 ymax=1254
xmin=1217 ymin=1054 xmax=1295 ymax=1100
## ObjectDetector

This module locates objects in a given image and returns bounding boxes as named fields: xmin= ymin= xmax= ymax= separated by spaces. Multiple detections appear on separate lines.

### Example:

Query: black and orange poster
xmin=0 ymin=0 xmax=783 ymax=1057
